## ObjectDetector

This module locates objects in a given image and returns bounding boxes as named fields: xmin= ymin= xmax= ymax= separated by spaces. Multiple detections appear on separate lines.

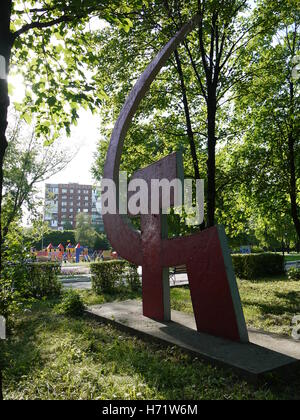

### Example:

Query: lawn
xmin=2 ymin=299 xmax=300 ymax=400
xmin=2 ymin=275 xmax=300 ymax=400
xmin=170 ymin=276 xmax=300 ymax=337
xmin=78 ymin=274 xmax=300 ymax=337
xmin=284 ymin=254 xmax=300 ymax=262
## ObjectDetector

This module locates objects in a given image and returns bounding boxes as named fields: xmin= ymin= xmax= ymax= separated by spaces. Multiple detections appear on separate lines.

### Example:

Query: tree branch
xmin=12 ymin=15 xmax=74 ymax=40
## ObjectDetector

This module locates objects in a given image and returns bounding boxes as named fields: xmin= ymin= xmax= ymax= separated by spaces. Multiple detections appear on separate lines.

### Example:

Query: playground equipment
xmin=35 ymin=243 xmax=89 ymax=263
xmin=75 ymin=243 xmax=89 ymax=263
xmin=101 ymin=250 xmax=118 ymax=261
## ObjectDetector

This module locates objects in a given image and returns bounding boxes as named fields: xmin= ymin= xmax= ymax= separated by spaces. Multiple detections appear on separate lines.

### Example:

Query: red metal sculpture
xmin=103 ymin=16 xmax=249 ymax=343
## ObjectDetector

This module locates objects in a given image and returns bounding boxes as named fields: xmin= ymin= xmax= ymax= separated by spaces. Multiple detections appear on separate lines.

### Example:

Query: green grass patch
xmin=284 ymin=254 xmax=300 ymax=262
xmin=78 ymin=288 xmax=141 ymax=307
xmin=78 ymin=275 xmax=300 ymax=337
xmin=170 ymin=276 xmax=300 ymax=337
xmin=2 ymin=275 xmax=300 ymax=400
xmin=79 ymin=275 xmax=300 ymax=337
xmin=2 ymin=299 xmax=300 ymax=400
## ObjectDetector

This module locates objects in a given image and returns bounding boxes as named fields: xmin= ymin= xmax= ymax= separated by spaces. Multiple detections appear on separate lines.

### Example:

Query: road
xmin=60 ymin=260 xmax=300 ymax=291
xmin=60 ymin=273 xmax=189 ymax=290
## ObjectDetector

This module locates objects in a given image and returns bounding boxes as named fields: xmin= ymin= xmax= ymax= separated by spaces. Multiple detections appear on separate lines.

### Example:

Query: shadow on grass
xmin=274 ymin=291 xmax=300 ymax=309
xmin=242 ymin=289 xmax=300 ymax=317
xmin=2 ymin=311 xmax=45 ymax=381
xmin=238 ymin=275 xmax=289 ymax=283
xmin=79 ymin=288 xmax=142 ymax=307
xmin=3 ymin=296 xmax=300 ymax=400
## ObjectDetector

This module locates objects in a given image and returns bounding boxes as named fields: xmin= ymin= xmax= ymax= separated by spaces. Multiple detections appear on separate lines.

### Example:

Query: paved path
xmin=60 ymin=273 xmax=189 ymax=290
xmin=60 ymin=274 xmax=92 ymax=290
xmin=86 ymin=300 xmax=300 ymax=382
xmin=285 ymin=260 xmax=300 ymax=269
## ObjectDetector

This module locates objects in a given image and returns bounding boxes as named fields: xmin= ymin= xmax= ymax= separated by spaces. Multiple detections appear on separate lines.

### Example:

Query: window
xmin=83 ymin=209 xmax=89 ymax=213
xmin=47 ymin=187 xmax=58 ymax=194
xmin=62 ymin=208 xmax=66 ymax=213
xmin=70 ymin=189 xmax=74 ymax=193
xmin=62 ymin=189 xmax=67 ymax=193
xmin=62 ymin=202 xmax=67 ymax=207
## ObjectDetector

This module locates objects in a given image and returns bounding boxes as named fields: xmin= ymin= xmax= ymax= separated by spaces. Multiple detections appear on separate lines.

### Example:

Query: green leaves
xmin=75 ymin=213 xmax=97 ymax=249
xmin=9 ymin=1 xmax=147 ymax=143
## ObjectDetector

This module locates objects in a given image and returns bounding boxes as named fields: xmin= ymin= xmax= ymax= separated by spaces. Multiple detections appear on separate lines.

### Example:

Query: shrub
xmin=15 ymin=262 xmax=62 ymax=298
xmin=126 ymin=263 xmax=141 ymax=291
xmin=91 ymin=260 xmax=140 ymax=294
xmin=232 ymin=253 xmax=284 ymax=280
xmin=0 ymin=277 xmax=18 ymax=325
xmin=55 ymin=290 xmax=85 ymax=316
xmin=34 ymin=230 xmax=75 ymax=250
xmin=288 ymin=267 xmax=300 ymax=281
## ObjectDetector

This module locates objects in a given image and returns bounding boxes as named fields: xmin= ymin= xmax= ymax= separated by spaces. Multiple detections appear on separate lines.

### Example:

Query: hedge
xmin=90 ymin=260 xmax=140 ymax=294
xmin=34 ymin=230 xmax=75 ymax=250
xmin=232 ymin=253 xmax=284 ymax=280
xmin=14 ymin=262 xmax=62 ymax=298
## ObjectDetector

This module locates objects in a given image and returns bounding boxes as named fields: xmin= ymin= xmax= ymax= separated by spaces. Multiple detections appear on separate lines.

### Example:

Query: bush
xmin=55 ymin=290 xmax=85 ymax=316
xmin=15 ymin=262 xmax=62 ymax=298
xmin=34 ymin=230 xmax=75 ymax=250
xmin=0 ymin=277 xmax=18 ymax=325
xmin=288 ymin=267 xmax=300 ymax=281
xmin=126 ymin=263 xmax=141 ymax=291
xmin=91 ymin=260 xmax=140 ymax=294
xmin=232 ymin=253 xmax=284 ymax=280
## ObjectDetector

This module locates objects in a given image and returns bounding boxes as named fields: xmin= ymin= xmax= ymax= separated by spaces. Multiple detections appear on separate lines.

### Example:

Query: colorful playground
xmin=34 ymin=243 xmax=89 ymax=263
xmin=34 ymin=243 xmax=118 ymax=263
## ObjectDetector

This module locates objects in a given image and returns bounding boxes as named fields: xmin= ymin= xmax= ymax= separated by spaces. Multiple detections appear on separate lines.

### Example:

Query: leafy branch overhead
xmin=8 ymin=0 xmax=147 ymax=141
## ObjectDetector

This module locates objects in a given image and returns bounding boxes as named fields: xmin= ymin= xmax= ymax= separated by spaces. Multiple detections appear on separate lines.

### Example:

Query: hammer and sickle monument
xmin=102 ymin=16 xmax=249 ymax=343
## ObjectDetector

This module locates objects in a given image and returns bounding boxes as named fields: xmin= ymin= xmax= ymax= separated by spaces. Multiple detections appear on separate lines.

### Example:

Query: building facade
xmin=44 ymin=183 xmax=104 ymax=231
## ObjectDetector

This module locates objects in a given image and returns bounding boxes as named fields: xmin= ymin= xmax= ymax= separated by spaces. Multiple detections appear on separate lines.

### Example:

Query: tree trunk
xmin=206 ymin=90 xmax=217 ymax=228
xmin=0 ymin=0 xmax=13 ymax=401
xmin=174 ymin=49 xmax=200 ymax=180
xmin=288 ymin=133 xmax=300 ymax=246
xmin=288 ymin=77 xmax=300 ymax=248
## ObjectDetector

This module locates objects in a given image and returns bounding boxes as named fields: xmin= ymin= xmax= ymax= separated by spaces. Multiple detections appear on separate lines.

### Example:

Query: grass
xmin=170 ymin=276 xmax=300 ymax=337
xmin=2 ymin=275 xmax=300 ymax=400
xmin=284 ymin=254 xmax=300 ymax=262
xmin=78 ymin=275 xmax=300 ymax=337
xmin=2 ymin=299 xmax=300 ymax=400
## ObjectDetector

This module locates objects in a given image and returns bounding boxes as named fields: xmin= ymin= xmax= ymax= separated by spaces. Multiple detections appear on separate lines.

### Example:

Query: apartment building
xmin=44 ymin=183 xmax=104 ymax=231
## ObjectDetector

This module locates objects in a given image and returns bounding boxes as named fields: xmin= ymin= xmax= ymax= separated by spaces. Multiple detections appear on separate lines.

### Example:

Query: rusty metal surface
xmin=102 ymin=15 xmax=249 ymax=342
xmin=103 ymin=16 xmax=200 ymax=265
xmin=128 ymin=152 xmax=179 ymax=215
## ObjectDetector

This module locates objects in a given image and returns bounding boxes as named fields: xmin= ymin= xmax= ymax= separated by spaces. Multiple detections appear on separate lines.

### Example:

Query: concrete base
xmin=86 ymin=300 xmax=300 ymax=382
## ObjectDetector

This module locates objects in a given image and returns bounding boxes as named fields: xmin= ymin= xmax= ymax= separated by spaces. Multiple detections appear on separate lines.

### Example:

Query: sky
xmin=9 ymin=73 xmax=101 ymax=189
xmin=8 ymin=16 xmax=108 ymax=193
xmin=8 ymin=73 xmax=102 ymax=227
